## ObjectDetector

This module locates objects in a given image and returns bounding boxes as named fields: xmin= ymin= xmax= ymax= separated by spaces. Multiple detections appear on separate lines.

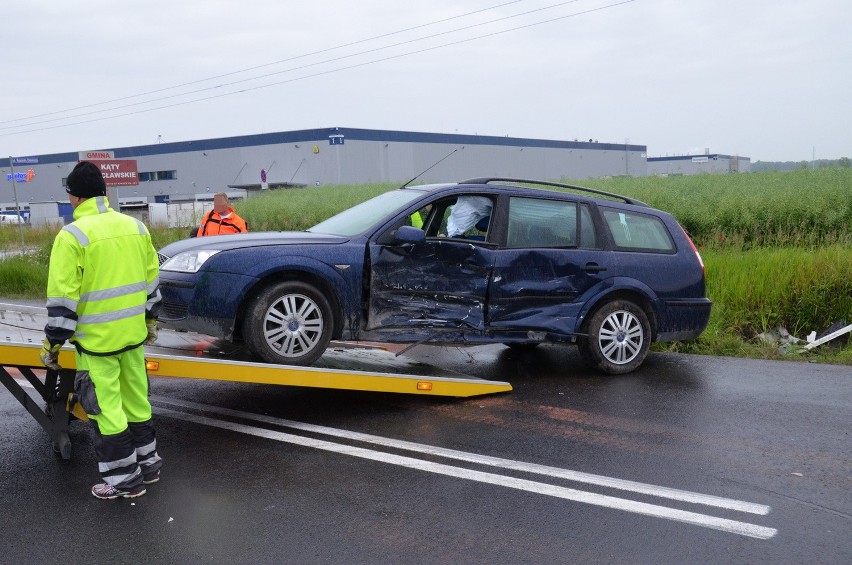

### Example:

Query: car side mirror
xmin=394 ymin=225 xmax=426 ymax=244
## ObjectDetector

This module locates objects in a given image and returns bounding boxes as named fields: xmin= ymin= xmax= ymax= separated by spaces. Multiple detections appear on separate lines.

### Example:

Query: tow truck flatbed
xmin=0 ymin=303 xmax=511 ymax=459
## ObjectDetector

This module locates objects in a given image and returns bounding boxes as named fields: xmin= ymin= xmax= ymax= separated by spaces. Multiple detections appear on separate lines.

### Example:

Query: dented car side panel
xmin=487 ymin=247 xmax=612 ymax=335
xmin=366 ymin=239 xmax=493 ymax=331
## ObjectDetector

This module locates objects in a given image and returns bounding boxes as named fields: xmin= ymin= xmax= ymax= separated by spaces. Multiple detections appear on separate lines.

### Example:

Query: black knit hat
xmin=66 ymin=161 xmax=106 ymax=198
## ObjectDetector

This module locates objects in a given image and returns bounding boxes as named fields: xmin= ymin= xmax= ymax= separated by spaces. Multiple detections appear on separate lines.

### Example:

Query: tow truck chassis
xmin=0 ymin=303 xmax=511 ymax=460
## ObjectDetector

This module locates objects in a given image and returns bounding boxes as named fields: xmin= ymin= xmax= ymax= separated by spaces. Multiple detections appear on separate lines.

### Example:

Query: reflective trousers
xmin=75 ymin=345 xmax=162 ymax=488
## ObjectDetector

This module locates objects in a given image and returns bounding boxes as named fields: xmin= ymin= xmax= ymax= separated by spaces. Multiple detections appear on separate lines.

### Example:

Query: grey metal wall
xmin=330 ymin=141 xmax=647 ymax=185
xmin=646 ymin=155 xmax=751 ymax=175
xmin=1 ymin=127 xmax=648 ymax=210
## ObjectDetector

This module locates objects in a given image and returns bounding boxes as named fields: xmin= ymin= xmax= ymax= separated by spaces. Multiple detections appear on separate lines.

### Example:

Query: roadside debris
xmin=757 ymin=327 xmax=802 ymax=354
xmin=803 ymin=321 xmax=851 ymax=351
xmin=758 ymin=321 xmax=851 ymax=355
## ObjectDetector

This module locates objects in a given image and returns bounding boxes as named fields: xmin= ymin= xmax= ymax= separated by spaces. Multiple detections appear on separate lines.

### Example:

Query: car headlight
xmin=160 ymin=250 xmax=221 ymax=273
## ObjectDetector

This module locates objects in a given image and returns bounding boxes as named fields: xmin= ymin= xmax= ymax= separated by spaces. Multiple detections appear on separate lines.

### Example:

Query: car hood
xmin=158 ymin=231 xmax=349 ymax=257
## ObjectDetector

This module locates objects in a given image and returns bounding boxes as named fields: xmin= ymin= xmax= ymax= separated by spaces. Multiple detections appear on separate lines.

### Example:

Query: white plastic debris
xmin=803 ymin=323 xmax=852 ymax=351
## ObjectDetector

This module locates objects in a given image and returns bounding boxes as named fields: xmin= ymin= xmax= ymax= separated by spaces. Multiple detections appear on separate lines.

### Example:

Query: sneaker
xmin=142 ymin=470 xmax=160 ymax=485
xmin=91 ymin=482 xmax=147 ymax=500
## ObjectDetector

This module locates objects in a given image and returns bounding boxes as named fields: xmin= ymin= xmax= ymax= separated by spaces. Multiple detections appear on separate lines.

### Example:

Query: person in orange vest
xmin=195 ymin=192 xmax=248 ymax=237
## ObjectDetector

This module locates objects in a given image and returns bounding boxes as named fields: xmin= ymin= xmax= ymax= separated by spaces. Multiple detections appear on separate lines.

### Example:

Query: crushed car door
xmin=487 ymin=197 xmax=609 ymax=336
xmin=367 ymin=195 xmax=495 ymax=332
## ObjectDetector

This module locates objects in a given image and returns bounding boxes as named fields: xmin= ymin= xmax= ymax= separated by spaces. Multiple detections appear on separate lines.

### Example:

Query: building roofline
xmin=647 ymin=154 xmax=750 ymax=162
xmin=2 ymin=127 xmax=647 ymax=167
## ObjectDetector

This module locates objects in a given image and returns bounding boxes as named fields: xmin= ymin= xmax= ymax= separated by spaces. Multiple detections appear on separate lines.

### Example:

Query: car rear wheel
xmin=242 ymin=281 xmax=334 ymax=366
xmin=578 ymin=299 xmax=650 ymax=374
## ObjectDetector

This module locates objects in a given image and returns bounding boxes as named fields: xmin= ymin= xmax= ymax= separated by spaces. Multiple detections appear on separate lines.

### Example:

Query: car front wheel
xmin=578 ymin=299 xmax=651 ymax=374
xmin=242 ymin=281 xmax=334 ymax=366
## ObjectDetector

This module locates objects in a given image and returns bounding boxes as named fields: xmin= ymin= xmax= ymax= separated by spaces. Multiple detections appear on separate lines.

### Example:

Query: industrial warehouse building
xmin=1 ymin=126 xmax=747 ymax=224
xmin=1 ymin=127 xmax=645 ymax=218
xmin=647 ymin=153 xmax=751 ymax=175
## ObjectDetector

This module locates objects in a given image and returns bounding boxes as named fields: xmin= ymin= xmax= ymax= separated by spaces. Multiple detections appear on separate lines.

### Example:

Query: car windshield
xmin=307 ymin=188 xmax=426 ymax=236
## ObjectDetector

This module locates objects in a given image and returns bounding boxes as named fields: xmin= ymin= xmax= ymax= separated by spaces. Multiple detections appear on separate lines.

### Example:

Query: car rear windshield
xmin=308 ymin=189 xmax=425 ymax=236
xmin=601 ymin=207 xmax=675 ymax=252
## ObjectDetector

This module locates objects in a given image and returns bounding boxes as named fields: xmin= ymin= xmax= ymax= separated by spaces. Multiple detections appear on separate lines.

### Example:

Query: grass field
xmin=572 ymin=169 xmax=852 ymax=249
xmin=2 ymin=168 xmax=850 ymax=364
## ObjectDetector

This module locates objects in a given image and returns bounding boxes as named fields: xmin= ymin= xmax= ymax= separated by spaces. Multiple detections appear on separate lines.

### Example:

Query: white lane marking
xmin=151 ymin=395 xmax=770 ymax=516
xmin=154 ymin=406 xmax=777 ymax=540
xmin=10 ymin=376 xmax=35 ymax=389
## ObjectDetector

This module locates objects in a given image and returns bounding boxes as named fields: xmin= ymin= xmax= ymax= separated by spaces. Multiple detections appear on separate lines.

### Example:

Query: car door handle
xmin=582 ymin=263 xmax=607 ymax=273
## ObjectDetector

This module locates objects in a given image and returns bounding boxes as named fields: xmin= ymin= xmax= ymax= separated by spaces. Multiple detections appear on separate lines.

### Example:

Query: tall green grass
xmin=663 ymin=244 xmax=852 ymax=363
xmin=4 ymin=170 xmax=849 ymax=249
xmin=703 ymin=245 xmax=852 ymax=337
xmin=572 ymin=169 xmax=852 ymax=249
xmin=239 ymin=169 xmax=852 ymax=249
xmin=0 ymin=225 xmax=56 ymax=251
xmin=0 ymin=244 xmax=51 ymax=297
xmin=236 ymin=183 xmax=397 ymax=231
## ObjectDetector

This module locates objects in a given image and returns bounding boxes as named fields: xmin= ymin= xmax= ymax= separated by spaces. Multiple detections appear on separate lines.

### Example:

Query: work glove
xmin=145 ymin=319 xmax=159 ymax=345
xmin=40 ymin=338 xmax=62 ymax=371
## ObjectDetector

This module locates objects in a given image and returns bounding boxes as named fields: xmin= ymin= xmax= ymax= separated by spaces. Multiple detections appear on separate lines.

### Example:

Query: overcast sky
xmin=2 ymin=0 xmax=849 ymax=162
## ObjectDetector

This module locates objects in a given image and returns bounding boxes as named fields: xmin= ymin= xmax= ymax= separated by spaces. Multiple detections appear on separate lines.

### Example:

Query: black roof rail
xmin=458 ymin=177 xmax=649 ymax=207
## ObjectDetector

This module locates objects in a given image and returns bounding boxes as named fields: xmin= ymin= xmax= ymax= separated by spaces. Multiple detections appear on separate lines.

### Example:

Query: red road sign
xmin=96 ymin=159 xmax=139 ymax=187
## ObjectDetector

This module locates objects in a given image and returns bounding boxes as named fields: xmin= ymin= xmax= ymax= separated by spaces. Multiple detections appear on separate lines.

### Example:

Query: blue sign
xmin=6 ymin=172 xmax=31 ymax=182
xmin=329 ymin=135 xmax=344 ymax=145
xmin=12 ymin=157 xmax=38 ymax=165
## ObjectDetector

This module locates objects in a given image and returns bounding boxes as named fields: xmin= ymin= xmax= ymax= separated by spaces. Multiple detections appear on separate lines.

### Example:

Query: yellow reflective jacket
xmin=45 ymin=196 xmax=161 ymax=355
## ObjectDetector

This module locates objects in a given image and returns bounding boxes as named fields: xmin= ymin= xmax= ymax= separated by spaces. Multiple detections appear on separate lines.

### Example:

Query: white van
xmin=0 ymin=212 xmax=25 ymax=225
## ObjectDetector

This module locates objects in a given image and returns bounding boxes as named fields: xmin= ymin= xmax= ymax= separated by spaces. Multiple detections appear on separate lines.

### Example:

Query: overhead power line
xmin=0 ymin=1 xmax=524 ymax=125
xmin=1 ymin=1 xmax=594 ymax=133
xmin=1 ymin=0 xmax=636 ymax=138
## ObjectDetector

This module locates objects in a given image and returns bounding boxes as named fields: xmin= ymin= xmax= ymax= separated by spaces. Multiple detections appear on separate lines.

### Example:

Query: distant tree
xmin=751 ymin=158 xmax=849 ymax=172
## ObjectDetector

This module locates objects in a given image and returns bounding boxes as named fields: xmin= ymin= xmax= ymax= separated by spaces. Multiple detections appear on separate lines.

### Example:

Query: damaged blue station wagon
xmin=157 ymin=178 xmax=711 ymax=374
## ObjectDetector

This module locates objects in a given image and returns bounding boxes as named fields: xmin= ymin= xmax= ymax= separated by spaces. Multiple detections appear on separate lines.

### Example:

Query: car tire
xmin=578 ymin=299 xmax=651 ymax=375
xmin=242 ymin=281 xmax=334 ymax=366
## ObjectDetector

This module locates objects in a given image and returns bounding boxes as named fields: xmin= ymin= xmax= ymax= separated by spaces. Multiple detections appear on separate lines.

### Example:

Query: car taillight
xmin=680 ymin=225 xmax=705 ymax=276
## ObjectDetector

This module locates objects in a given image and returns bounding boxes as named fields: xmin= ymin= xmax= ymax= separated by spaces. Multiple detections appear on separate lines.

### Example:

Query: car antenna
xmin=399 ymin=146 xmax=464 ymax=189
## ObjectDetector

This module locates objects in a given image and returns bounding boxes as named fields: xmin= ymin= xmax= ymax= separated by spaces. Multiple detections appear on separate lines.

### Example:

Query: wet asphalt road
xmin=1 ymin=345 xmax=850 ymax=564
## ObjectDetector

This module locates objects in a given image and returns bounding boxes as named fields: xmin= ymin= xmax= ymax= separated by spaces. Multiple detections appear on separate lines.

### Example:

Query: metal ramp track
xmin=1 ymin=303 xmax=511 ymax=459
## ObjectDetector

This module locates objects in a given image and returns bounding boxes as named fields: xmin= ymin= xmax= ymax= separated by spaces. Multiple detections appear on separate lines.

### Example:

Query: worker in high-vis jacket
xmin=194 ymin=192 xmax=248 ymax=236
xmin=40 ymin=161 xmax=163 ymax=500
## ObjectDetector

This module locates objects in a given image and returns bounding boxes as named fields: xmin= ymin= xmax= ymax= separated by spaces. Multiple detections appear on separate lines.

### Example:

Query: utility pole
xmin=8 ymin=157 xmax=27 ymax=254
